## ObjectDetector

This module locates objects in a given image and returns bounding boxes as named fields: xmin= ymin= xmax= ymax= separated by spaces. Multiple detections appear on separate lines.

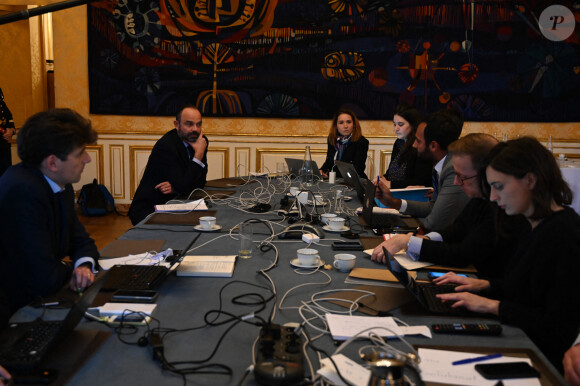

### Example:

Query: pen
xmin=452 ymin=353 xmax=502 ymax=366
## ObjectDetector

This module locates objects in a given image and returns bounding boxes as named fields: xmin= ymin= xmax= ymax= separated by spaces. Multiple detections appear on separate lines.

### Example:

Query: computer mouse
xmin=278 ymin=223 xmax=325 ymax=239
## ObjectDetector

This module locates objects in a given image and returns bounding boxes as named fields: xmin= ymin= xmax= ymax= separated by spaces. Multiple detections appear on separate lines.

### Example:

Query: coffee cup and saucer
xmin=290 ymin=248 xmax=324 ymax=269
xmin=333 ymin=253 xmax=356 ymax=272
xmin=194 ymin=216 xmax=222 ymax=232
xmin=322 ymin=217 xmax=349 ymax=232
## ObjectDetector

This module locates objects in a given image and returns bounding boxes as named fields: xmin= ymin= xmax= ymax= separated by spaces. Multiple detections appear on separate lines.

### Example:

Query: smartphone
xmin=331 ymin=241 xmax=364 ymax=251
xmin=111 ymin=289 xmax=159 ymax=303
xmin=428 ymin=271 xmax=468 ymax=279
xmin=475 ymin=362 xmax=540 ymax=380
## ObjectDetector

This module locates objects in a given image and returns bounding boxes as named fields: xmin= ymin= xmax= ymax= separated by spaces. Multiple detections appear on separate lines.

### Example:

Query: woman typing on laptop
xmin=434 ymin=137 xmax=580 ymax=373
xmin=319 ymin=109 xmax=369 ymax=179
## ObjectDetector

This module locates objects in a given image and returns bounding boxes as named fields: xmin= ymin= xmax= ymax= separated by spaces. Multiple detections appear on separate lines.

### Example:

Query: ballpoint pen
xmin=452 ymin=353 xmax=502 ymax=366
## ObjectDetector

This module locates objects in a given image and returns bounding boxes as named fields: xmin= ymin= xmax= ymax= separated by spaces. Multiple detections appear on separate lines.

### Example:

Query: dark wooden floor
xmin=77 ymin=210 xmax=133 ymax=251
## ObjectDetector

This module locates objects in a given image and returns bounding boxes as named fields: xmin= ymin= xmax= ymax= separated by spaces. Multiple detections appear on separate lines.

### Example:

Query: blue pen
xmin=452 ymin=353 xmax=502 ymax=366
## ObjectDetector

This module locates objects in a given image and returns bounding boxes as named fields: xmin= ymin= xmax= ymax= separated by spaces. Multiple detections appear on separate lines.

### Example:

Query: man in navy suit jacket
xmin=129 ymin=105 xmax=209 ymax=225
xmin=0 ymin=109 xmax=99 ymax=327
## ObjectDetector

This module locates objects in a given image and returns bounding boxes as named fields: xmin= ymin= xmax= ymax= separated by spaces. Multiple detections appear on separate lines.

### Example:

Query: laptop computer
xmin=334 ymin=160 xmax=366 ymax=202
xmin=0 ymin=272 xmax=107 ymax=370
xmin=101 ymin=234 xmax=201 ymax=291
xmin=359 ymin=179 xmax=413 ymax=229
xmin=285 ymin=158 xmax=323 ymax=179
xmin=382 ymin=246 xmax=467 ymax=315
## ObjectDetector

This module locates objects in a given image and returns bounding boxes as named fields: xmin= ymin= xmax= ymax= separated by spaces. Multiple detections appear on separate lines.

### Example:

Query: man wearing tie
xmin=128 ymin=105 xmax=209 ymax=225
xmin=375 ymin=109 xmax=469 ymax=232
xmin=0 ymin=109 xmax=99 ymax=327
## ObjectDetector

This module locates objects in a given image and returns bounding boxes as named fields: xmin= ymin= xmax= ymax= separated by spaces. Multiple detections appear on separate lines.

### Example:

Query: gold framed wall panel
xmin=129 ymin=145 xmax=154 ymax=199
xmin=235 ymin=147 xmax=251 ymax=177
xmin=72 ymin=144 xmax=103 ymax=192
xmin=109 ymin=144 xmax=125 ymax=198
xmin=207 ymin=147 xmax=229 ymax=180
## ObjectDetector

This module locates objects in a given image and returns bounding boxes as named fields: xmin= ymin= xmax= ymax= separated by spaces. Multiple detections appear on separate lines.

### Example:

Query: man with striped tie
xmin=375 ymin=108 xmax=469 ymax=232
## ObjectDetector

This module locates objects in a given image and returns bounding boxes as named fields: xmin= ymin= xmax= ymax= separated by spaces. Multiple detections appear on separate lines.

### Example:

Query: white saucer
xmin=323 ymin=224 xmax=350 ymax=232
xmin=194 ymin=224 xmax=222 ymax=232
xmin=343 ymin=196 xmax=352 ymax=201
xmin=290 ymin=258 xmax=325 ymax=269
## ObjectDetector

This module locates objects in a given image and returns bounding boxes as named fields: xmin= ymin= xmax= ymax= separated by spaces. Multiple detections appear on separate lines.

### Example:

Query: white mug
xmin=333 ymin=253 xmax=356 ymax=272
xmin=199 ymin=216 xmax=216 ymax=229
xmin=328 ymin=217 xmax=345 ymax=230
xmin=297 ymin=248 xmax=319 ymax=266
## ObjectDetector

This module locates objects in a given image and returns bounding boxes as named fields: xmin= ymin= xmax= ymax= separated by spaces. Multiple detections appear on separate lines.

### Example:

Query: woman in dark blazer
xmin=384 ymin=104 xmax=432 ymax=188
xmin=319 ymin=108 xmax=369 ymax=179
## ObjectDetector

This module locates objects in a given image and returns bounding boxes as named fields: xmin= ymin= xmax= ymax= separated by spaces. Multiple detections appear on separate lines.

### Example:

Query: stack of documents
xmin=177 ymin=255 xmax=236 ymax=277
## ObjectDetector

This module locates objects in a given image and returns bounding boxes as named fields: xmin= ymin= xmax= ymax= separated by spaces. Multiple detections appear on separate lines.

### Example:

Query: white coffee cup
xmin=313 ymin=195 xmax=324 ymax=206
xmin=289 ymin=187 xmax=300 ymax=196
xmin=333 ymin=253 xmax=356 ymax=272
xmin=320 ymin=213 xmax=337 ymax=225
xmin=328 ymin=217 xmax=345 ymax=230
xmin=199 ymin=216 xmax=216 ymax=229
xmin=297 ymin=248 xmax=319 ymax=266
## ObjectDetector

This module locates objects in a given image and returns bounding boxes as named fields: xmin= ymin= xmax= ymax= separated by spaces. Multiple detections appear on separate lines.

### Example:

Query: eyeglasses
xmin=454 ymin=173 xmax=477 ymax=185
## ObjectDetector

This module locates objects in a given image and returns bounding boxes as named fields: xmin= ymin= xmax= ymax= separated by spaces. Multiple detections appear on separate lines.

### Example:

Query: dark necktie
xmin=56 ymin=191 xmax=67 ymax=256
xmin=432 ymin=169 xmax=439 ymax=200
xmin=186 ymin=145 xmax=194 ymax=160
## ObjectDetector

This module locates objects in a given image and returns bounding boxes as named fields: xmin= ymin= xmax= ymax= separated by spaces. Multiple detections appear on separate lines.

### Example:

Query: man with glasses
xmin=375 ymin=109 xmax=469 ymax=232
xmin=128 ymin=105 xmax=209 ymax=225
xmin=371 ymin=134 xmax=521 ymax=279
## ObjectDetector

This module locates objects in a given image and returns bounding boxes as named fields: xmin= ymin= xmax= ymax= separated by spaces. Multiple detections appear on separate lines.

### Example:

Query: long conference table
xmin=33 ymin=177 xmax=565 ymax=385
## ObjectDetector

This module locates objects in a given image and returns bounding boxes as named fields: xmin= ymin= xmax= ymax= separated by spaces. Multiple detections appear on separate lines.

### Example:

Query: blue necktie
xmin=432 ymin=169 xmax=439 ymax=200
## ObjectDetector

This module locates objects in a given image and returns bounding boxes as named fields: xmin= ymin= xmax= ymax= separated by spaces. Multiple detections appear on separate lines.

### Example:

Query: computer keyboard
xmin=420 ymin=284 xmax=465 ymax=314
xmin=102 ymin=265 xmax=168 ymax=290
xmin=0 ymin=321 xmax=61 ymax=364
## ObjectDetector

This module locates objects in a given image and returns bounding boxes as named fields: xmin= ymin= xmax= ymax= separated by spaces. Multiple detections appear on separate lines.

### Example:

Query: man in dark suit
xmin=375 ymin=109 xmax=469 ymax=232
xmin=0 ymin=109 xmax=99 ymax=327
xmin=128 ymin=105 xmax=209 ymax=225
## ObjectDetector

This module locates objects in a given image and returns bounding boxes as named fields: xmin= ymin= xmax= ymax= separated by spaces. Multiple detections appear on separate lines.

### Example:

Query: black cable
xmin=302 ymin=327 xmax=354 ymax=386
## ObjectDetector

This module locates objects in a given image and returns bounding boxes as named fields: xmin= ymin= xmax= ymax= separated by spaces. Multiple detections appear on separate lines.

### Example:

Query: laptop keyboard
xmin=419 ymin=284 xmax=465 ymax=314
xmin=0 ymin=321 xmax=62 ymax=364
xmin=102 ymin=265 xmax=168 ymax=290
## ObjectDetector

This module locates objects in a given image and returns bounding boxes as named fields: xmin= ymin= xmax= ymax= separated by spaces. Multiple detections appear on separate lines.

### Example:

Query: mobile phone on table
xmin=331 ymin=241 xmax=364 ymax=251
xmin=111 ymin=289 xmax=159 ymax=303
xmin=475 ymin=362 xmax=540 ymax=380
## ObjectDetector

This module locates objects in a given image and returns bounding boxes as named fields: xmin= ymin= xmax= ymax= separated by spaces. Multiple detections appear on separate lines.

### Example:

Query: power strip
xmin=254 ymin=323 xmax=304 ymax=385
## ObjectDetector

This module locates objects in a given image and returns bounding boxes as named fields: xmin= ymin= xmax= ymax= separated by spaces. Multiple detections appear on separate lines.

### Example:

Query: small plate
xmin=194 ymin=224 xmax=222 ymax=232
xmin=343 ymin=196 xmax=352 ymax=201
xmin=323 ymin=224 xmax=350 ymax=232
xmin=290 ymin=258 xmax=325 ymax=269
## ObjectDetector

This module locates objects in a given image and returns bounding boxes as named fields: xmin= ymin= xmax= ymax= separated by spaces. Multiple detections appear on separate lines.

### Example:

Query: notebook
xmin=101 ymin=234 xmax=201 ymax=291
xmin=0 ymin=273 xmax=107 ymax=370
xmin=334 ymin=160 xmax=366 ymax=202
xmin=382 ymin=246 xmax=467 ymax=315
xmin=285 ymin=158 xmax=323 ymax=178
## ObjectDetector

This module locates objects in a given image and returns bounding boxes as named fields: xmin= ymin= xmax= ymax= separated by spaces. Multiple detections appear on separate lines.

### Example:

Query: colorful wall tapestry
xmin=88 ymin=0 xmax=580 ymax=121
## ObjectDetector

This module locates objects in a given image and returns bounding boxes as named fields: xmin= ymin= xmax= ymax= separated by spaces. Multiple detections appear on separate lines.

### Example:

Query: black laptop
xmin=101 ymin=234 xmax=200 ymax=291
xmin=359 ymin=179 xmax=413 ymax=229
xmin=382 ymin=247 xmax=468 ymax=315
xmin=0 ymin=272 xmax=107 ymax=370
xmin=335 ymin=160 xmax=366 ymax=202
xmin=285 ymin=158 xmax=323 ymax=179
